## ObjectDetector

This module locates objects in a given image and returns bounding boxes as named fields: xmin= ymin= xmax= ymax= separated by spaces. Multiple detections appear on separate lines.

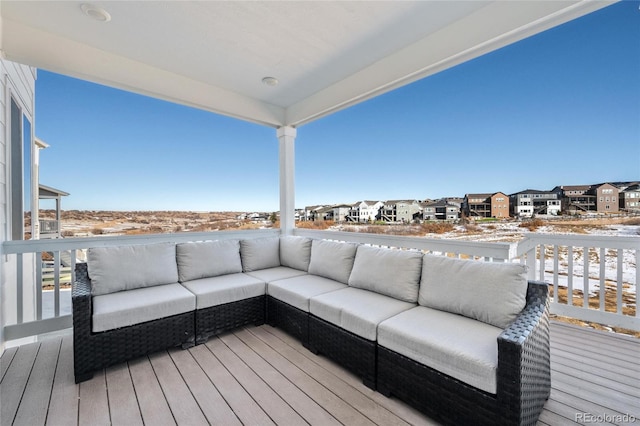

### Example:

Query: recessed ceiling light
xmin=262 ymin=77 xmax=279 ymax=87
xmin=80 ymin=3 xmax=111 ymax=22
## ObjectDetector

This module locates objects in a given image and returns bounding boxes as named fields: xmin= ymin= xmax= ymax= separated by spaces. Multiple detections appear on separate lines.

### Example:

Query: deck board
xmin=1 ymin=321 xmax=638 ymax=426
xmin=148 ymin=350 xmax=209 ymax=426
xmin=235 ymin=328 xmax=378 ymax=426
xmin=46 ymin=336 xmax=78 ymax=426
xmin=168 ymin=347 xmax=242 ymax=426
xmin=128 ymin=356 xmax=176 ymax=426
xmin=77 ymin=370 xmax=110 ymax=426
xmin=105 ymin=363 xmax=143 ymax=426
xmin=189 ymin=341 xmax=276 ymax=426
xmin=13 ymin=338 xmax=60 ymax=426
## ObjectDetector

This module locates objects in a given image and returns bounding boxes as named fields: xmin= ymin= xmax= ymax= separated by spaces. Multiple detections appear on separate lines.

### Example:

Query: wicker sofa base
xmin=74 ymin=311 xmax=195 ymax=383
xmin=378 ymin=345 xmax=499 ymax=425
xmin=267 ymin=297 xmax=309 ymax=346
xmin=308 ymin=314 xmax=377 ymax=389
xmin=196 ymin=295 xmax=266 ymax=344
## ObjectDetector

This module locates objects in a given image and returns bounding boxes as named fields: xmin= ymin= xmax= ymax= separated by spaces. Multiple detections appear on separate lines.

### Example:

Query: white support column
xmin=277 ymin=126 xmax=296 ymax=235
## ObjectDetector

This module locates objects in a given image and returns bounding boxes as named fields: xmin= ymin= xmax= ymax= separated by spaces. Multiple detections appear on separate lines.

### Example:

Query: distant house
xmin=551 ymin=185 xmax=593 ymax=213
xmin=510 ymin=189 xmax=561 ymax=218
xmin=421 ymin=199 xmax=460 ymax=221
xmin=303 ymin=205 xmax=326 ymax=221
xmin=38 ymin=184 xmax=70 ymax=239
xmin=552 ymin=183 xmax=619 ymax=213
xmin=347 ymin=200 xmax=383 ymax=222
xmin=619 ymin=183 xmax=640 ymax=212
xmin=312 ymin=205 xmax=335 ymax=221
xmin=593 ymin=183 xmax=619 ymax=213
xmin=463 ymin=192 xmax=509 ymax=219
xmin=381 ymin=200 xmax=422 ymax=223
xmin=330 ymin=204 xmax=352 ymax=222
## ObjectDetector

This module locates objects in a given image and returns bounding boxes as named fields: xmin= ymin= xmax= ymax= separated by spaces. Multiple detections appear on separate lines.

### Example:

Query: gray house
xmin=422 ymin=199 xmax=460 ymax=221
xmin=381 ymin=200 xmax=422 ymax=223
xmin=510 ymin=189 xmax=561 ymax=217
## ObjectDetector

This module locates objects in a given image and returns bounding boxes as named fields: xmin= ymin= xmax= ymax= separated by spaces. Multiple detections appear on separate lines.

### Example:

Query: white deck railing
xmin=2 ymin=229 xmax=638 ymax=344
xmin=517 ymin=233 xmax=639 ymax=331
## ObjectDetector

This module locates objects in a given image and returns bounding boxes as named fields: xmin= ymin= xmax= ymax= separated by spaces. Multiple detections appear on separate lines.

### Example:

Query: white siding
xmin=1 ymin=57 xmax=37 ymax=351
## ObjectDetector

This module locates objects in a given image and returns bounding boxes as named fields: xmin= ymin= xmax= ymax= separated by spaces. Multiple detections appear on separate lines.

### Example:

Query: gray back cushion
xmin=87 ymin=242 xmax=179 ymax=296
xmin=419 ymin=255 xmax=528 ymax=329
xmin=240 ymin=237 xmax=280 ymax=272
xmin=307 ymin=239 xmax=358 ymax=284
xmin=348 ymin=245 xmax=423 ymax=302
xmin=280 ymin=236 xmax=312 ymax=271
xmin=176 ymin=240 xmax=242 ymax=282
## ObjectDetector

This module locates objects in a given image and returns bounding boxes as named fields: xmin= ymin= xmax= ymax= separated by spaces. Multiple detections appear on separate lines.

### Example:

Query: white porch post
xmin=277 ymin=126 xmax=296 ymax=235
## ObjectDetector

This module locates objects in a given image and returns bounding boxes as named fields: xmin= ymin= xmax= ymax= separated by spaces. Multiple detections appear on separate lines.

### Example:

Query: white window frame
xmin=6 ymin=83 xmax=36 ymax=241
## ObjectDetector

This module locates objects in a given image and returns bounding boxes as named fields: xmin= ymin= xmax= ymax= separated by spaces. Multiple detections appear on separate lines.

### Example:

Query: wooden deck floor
xmin=1 ymin=321 xmax=638 ymax=426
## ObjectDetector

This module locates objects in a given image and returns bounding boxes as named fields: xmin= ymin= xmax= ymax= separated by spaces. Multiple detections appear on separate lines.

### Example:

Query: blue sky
xmin=36 ymin=2 xmax=639 ymax=212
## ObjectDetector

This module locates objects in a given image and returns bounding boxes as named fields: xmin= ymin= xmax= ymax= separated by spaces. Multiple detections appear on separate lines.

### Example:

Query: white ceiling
xmin=0 ymin=1 xmax=615 ymax=128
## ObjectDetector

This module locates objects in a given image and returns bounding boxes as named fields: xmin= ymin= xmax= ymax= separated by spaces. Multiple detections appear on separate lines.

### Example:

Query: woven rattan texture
xmin=72 ymin=264 xmax=195 ymax=383
xmin=377 ymin=281 xmax=551 ymax=426
xmin=308 ymin=315 xmax=377 ymax=389
xmin=497 ymin=281 xmax=551 ymax=425
xmin=267 ymin=297 xmax=309 ymax=345
xmin=195 ymin=296 xmax=265 ymax=343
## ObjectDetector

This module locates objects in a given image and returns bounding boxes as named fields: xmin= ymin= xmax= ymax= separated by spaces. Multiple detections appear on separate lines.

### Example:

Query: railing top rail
xmin=1 ymin=228 xmax=281 ymax=255
xmin=516 ymin=233 xmax=640 ymax=256
xmin=294 ymin=229 xmax=515 ymax=259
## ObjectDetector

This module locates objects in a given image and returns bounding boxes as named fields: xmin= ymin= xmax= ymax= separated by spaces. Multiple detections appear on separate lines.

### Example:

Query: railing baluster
xmin=617 ymin=249 xmax=623 ymax=315
xmin=583 ymin=246 xmax=590 ymax=309
xmin=538 ymin=244 xmax=545 ymax=282
xmin=36 ymin=251 xmax=43 ymax=320
xmin=568 ymin=246 xmax=573 ymax=306
xmin=636 ymin=249 xmax=640 ymax=318
xmin=553 ymin=245 xmax=559 ymax=305
xmin=599 ymin=247 xmax=605 ymax=312
xmin=17 ymin=254 xmax=23 ymax=324
xmin=54 ymin=250 xmax=60 ymax=317
xmin=71 ymin=249 xmax=77 ymax=286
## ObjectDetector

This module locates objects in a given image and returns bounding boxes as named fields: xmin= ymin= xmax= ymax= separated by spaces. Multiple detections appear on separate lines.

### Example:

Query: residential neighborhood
xmin=300 ymin=181 xmax=640 ymax=223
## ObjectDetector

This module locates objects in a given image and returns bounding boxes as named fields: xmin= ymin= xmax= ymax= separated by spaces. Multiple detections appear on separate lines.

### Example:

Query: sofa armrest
xmin=72 ymin=263 xmax=96 ymax=382
xmin=72 ymin=263 xmax=92 ymax=324
xmin=497 ymin=280 xmax=551 ymax=424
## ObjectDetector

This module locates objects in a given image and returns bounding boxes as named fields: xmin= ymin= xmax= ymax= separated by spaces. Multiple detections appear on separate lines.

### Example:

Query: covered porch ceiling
xmin=0 ymin=0 xmax=615 ymax=128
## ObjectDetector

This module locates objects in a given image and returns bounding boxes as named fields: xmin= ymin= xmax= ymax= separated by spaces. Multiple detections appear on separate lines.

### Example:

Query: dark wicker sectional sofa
xmin=72 ymin=235 xmax=550 ymax=426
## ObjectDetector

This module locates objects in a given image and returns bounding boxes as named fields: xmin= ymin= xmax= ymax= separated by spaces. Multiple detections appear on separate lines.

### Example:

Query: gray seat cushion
xmin=92 ymin=283 xmax=195 ymax=332
xmin=245 ymin=266 xmax=307 ymax=283
xmin=309 ymin=287 xmax=415 ymax=341
xmin=267 ymin=274 xmax=348 ymax=312
xmin=378 ymin=306 xmax=503 ymax=394
xmin=181 ymin=273 xmax=265 ymax=309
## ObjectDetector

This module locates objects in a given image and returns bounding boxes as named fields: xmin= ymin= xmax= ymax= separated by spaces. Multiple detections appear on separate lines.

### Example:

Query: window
xmin=9 ymin=96 xmax=34 ymax=240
